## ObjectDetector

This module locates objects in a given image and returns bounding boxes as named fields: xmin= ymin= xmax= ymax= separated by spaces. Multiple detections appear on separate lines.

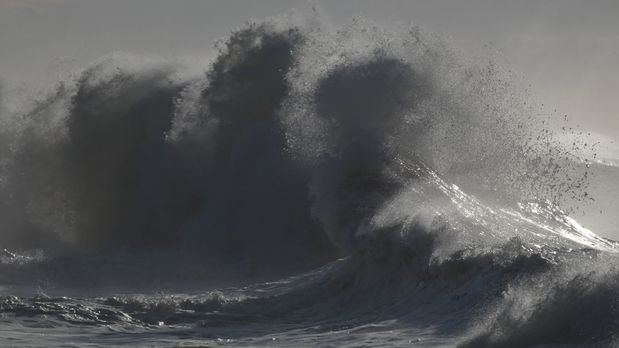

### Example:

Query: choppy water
xmin=0 ymin=14 xmax=617 ymax=347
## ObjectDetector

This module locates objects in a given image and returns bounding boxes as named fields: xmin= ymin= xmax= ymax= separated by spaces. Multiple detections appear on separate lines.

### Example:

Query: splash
xmin=0 ymin=14 xmax=616 ymax=347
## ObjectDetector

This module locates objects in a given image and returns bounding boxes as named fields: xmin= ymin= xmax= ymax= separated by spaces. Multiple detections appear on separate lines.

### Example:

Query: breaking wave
xmin=0 ymin=14 xmax=617 ymax=347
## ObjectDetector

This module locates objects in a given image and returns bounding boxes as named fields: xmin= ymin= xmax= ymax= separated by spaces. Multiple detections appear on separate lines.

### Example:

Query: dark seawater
xmin=0 ymin=15 xmax=617 ymax=347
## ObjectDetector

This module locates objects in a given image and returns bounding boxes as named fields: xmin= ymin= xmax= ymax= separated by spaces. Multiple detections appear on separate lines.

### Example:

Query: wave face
xmin=0 ymin=15 xmax=617 ymax=347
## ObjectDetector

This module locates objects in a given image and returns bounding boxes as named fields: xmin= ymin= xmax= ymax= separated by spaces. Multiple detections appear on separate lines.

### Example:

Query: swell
xmin=1 ymin=234 xmax=615 ymax=347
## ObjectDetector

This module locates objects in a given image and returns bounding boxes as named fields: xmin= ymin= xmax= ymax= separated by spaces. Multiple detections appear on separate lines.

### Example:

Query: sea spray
xmin=0 ymin=14 xmax=616 ymax=347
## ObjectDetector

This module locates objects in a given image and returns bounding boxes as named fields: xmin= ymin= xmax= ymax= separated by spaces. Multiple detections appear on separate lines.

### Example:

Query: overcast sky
xmin=1 ymin=0 xmax=618 ymax=142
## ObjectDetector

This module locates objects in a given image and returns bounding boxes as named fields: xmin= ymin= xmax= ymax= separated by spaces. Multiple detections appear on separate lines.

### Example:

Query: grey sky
xmin=1 ymin=0 xmax=618 ymax=140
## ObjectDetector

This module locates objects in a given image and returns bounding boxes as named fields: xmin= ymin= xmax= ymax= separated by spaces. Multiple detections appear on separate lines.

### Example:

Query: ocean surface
xmin=0 ymin=15 xmax=617 ymax=347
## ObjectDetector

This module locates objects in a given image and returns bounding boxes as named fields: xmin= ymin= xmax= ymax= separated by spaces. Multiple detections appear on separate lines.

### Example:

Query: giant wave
xmin=0 ymin=14 xmax=617 ymax=347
